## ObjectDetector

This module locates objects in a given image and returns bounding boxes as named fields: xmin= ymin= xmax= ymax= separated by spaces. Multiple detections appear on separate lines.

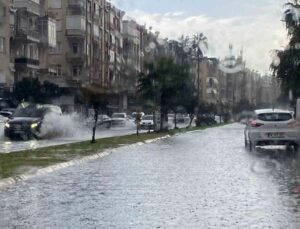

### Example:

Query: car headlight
xmin=31 ymin=122 xmax=39 ymax=129
xmin=4 ymin=122 xmax=10 ymax=128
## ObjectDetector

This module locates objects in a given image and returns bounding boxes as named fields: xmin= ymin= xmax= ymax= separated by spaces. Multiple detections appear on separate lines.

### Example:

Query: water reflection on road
xmin=0 ymin=124 xmax=300 ymax=228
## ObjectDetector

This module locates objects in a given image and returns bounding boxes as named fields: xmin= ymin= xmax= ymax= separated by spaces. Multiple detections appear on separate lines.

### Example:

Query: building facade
xmin=12 ymin=0 xmax=56 ymax=84
xmin=0 ymin=0 xmax=15 ymax=96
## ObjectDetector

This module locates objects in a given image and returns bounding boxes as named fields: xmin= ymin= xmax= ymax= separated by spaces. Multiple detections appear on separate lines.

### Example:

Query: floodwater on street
xmin=1 ymin=123 xmax=300 ymax=228
xmin=0 ymin=118 xmax=186 ymax=153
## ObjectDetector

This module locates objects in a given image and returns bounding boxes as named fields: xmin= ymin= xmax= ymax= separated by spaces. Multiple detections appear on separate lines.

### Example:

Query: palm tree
xmin=191 ymin=33 xmax=208 ymax=102
xmin=271 ymin=1 xmax=300 ymax=100
xmin=138 ymin=57 xmax=190 ymax=131
xmin=178 ymin=35 xmax=191 ymax=64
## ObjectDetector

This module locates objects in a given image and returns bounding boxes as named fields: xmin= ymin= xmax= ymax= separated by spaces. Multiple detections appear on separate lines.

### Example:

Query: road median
xmin=0 ymin=123 xmax=225 ymax=183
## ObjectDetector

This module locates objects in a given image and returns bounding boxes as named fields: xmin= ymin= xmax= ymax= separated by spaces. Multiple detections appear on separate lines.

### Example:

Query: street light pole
xmin=197 ymin=52 xmax=200 ymax=103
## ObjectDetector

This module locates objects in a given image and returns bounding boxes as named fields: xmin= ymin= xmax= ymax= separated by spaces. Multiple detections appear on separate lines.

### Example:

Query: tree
xmin=180 ymin=79 xmax=198 ymax=127
xmin=14 ymin=78 xmax=61 ymax=103
xmin=191 ymin=33 xmax=208 ymax=102
xmin=175 ymin=35 xmax=192 ymax=65
xmin=271 ymin=1 xmax=300 ymax=99
xmin=138 ymin=57 xmax=190 ymax=131
xmin=80 ymin=84 xmax=109 ymax=144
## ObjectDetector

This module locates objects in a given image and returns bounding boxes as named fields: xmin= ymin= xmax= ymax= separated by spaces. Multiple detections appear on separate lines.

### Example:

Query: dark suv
xmin=4 ymin=103 xmax=62 ymax=140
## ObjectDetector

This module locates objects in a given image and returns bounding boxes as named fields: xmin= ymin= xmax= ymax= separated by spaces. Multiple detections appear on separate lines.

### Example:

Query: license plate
xmin=268 ymin=133 xmax=284 ymax=138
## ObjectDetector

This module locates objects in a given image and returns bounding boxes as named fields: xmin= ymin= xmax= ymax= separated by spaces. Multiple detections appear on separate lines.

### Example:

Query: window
xmin=66 ymin=16 xmax=86 ymax=31
xmin=95 ymin=4 xmax=100 ymax=16
xmin=72 ymin=43 xmax=80 ymax=54
xmin=257 ymin=113 xmax=293 ymax=122
xmin=48 ymin=0 xmax=62 ymax=9
xmin=72 ymin=65 xmax=81 ymax=77
xmin=49 ymin=41 xmax=61 ymax=54
xmin=49 ymin=65 xmax=62 ymax=77
xmin=93 ymin=24 xmax=99 ymax=37
xmin=56 ymin=20 xmax=62 ymax=31
xmin=0 ymin=37 xmax=5 ymax=53
xmin=29 ymin=18 xmax=35 ymax=30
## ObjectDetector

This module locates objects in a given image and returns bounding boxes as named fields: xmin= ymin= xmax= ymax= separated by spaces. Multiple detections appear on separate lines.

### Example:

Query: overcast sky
xmin=110 ymin=0 xmax=288 ymax=74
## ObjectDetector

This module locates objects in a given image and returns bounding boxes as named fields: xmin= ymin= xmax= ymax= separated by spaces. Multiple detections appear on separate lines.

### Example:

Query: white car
xmin=244 ymin=109 xmax=300 ymax=151
xmin=111 ymin=113 xmax=127 ymax=126
xmin=140 ymin=115 xmax=154 ymax=130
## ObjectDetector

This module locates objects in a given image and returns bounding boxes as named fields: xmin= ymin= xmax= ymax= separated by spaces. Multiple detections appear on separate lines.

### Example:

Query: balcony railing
xmin=67 ymin=5 xmax=86 ymax=15
xmin=66 ymin=29 xmax=86 ymax=37
xmin=15 ymin=29 xmax=40 ymax=42
xmin=66 ymin=52 xmax=85 ymax=62
xmin=68 ymin=0 xmax=85 ymax=7
xmin=15 ymin=57 xmax=39 ymax=66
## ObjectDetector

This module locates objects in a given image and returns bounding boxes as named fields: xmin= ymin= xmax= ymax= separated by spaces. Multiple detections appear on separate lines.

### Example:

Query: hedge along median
xmin=0 ymin=123 xmax=226 ymax=182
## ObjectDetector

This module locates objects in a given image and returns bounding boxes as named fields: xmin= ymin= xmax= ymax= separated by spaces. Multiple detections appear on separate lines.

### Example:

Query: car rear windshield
xmin=112 ymin=114 xmax=125 ymax=118
xmin=142 ymin=115 xmax=153 ymax=120
xmin=257 ymin=113 xmax=292 ymax=122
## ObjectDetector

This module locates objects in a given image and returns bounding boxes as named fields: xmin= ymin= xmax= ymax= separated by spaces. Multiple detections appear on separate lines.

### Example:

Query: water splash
xmin=39 ymin=112 xmax=90 ymax=139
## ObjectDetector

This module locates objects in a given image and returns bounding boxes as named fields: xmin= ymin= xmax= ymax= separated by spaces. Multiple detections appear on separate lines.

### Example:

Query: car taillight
xmin=250 ymin=120 xmax=264 ymax=128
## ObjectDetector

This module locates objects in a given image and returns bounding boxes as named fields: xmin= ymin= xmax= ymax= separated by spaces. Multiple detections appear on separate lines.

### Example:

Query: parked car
xmin=168 ymin=114 xmax=175 ymax=123
xmin=176 ymin=113 xmax=185 ymax=123
xmin=111 ymin=113 xmax=127 ymax=126
xmin=244 ymin=109 xmax=300 ymax=152
xmin=98 ymin=114 xmax=112 ymax=128
xmin=140 ymin=115 xmax=154 ymax=130
xmin=4 ymin=103 xmax=62 ymax=140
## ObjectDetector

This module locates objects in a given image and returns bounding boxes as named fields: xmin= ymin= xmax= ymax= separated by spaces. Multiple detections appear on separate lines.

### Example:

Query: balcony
xmin=66 ymin=29 xmax=86 ymax=38
xmin=66 ymin=15 xmax=86 ymax=38
xmin=15 ymin=29 xmax=40 ymax=43
xmin=66 ymin=52 xmax=85 ymax=62
xmin=14 ymin=0 xmax=40 ymax=15
xmin=15 ymin=57 xmax=39 ymax=67
xmin=67 ymin=4 xmax=86 ymax=16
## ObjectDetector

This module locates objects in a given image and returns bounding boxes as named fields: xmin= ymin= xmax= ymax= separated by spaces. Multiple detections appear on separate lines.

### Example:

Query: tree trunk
xmin=91 ymin=108 xmax=98 ymax=144
xmin=174 ymin=111 xmax=177 ymax=129
xmin=189 ymin=114 xmax=194 ymax=127
xmin=136 ymin=123 xmax=139 ymax=136
xmin=160 ymin=106 xmax=168 ymax=132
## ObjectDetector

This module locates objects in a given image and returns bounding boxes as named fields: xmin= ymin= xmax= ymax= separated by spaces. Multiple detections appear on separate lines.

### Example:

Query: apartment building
xmin=12 ymin=0 xmax=56 ymax=85
xmin=37 ymin=0 xmax=124 ymax=110
xmin=122 ymin=19 xmax=145 ymax=111
xmin=0 ymin=0 xmax=15 ymax=95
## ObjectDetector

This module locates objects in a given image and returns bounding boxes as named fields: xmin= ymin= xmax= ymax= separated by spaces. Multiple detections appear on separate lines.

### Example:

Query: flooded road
xmin=0 ymin=120 xmax=187 ymax=153
xmin=1 ymin=124 xmax=300 ymax=228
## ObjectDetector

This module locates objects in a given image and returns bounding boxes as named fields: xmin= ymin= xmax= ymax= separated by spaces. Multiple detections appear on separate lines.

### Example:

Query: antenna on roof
xmin=272 ymin=104 xmax=275 ymax=111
